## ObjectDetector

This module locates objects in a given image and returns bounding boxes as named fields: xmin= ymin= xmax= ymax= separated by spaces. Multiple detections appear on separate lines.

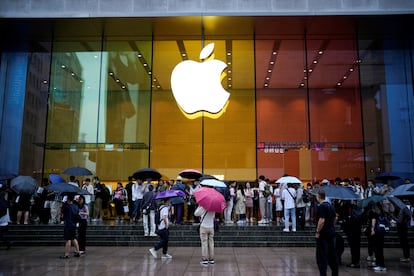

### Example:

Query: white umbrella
xmin=200 ymin=179 xmax=227 ymax=188
xmin=275 ymin=176 xmax=302 ymax=184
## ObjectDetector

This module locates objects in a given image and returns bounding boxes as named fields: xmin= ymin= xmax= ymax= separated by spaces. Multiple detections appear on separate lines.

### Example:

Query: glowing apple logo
xmin=171 ymin=43 xmax=230 ymax=119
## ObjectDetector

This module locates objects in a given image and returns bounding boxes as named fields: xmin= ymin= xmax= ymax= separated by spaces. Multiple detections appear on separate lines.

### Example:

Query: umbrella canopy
xmin=62 ymin=166 xmax=93 ymax=176
xmin=313 ymin=185 xmax=359 ymax=200
xmin=45 ymin=182 xmax=90 ymax=195
xmin=275 ymin=176 xmax=302 ymax=184
xmin=390 ymin=183 xmax=414 ymax=197
xmin=132 ymin=168 xmax=162 ymax=181
xmin=49 ymin=174 xmax=66 ymax=184
xmin=200 ymin=178 xmax=227 ymax=188
xmin=179 ymin=169 xmax=202 ymax=179
xmin=387 ymin=196 xmax=410 ymax=211
xmin=194 ymin=187 xmax=226 ymax=213
xmin=375 ymin=172 xmax=401 ymax=183
xmin=10 ymin=176 xmax=37 ymax=195
xmin=155 ymin=189 xmax=185 ymax=200
xmin=358 ymin=195 xmax=385 ymax=209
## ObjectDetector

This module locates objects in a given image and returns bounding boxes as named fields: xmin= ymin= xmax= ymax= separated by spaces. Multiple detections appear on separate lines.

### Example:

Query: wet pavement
xmin=0 ymin=245 xmax=413 ymax=275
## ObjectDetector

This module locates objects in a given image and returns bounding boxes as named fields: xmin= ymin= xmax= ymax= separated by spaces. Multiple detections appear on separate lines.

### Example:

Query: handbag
xmin=196 ymin=212 xmax=207 ymax=233
xmin=123 ymin=205 xmax=129 ymax=213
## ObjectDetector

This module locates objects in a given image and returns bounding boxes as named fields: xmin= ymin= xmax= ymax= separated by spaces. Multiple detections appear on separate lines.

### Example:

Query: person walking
xmin=315 ymin=189 xmax=338 ymax=276
xmin=76 ymin=195 xmax=88 ymax=254
xmin=149 ymin=197 xmax=172 ymax=259
xmin=59 ymin=194 xmax=80 ymax=259
xmin=368 ymin=203 xmax=388 ymax=272
xmin=195 ymin=205 xmax=216 ymax=265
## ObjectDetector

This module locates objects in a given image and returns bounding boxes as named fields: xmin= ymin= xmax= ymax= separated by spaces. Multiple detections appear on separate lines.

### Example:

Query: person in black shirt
xmin=59 ymin=195 xmax=80 ymax=259
xmin=315 ymin=189 xmax=338 ymax=276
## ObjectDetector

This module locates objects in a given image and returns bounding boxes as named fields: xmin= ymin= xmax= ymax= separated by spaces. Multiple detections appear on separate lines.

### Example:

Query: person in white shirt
xmin=281 ymin=183 xmax=297 ymax=232
xmin=131 ymin=179 xmax=146 ymax=222
xmin=195 ymin=205 xmax=216 ymax=265
xmin=82 ymin=178 xmax=95 ymax=219
xmin=68 ymin=175 xmax=78 ymax=187
xmin=258 ymin=175 xmax=269 ymax=224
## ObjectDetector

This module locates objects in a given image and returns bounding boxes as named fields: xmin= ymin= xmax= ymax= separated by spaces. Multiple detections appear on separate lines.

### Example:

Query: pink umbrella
xmin=194 ymin=187 xmax=226 ymax=213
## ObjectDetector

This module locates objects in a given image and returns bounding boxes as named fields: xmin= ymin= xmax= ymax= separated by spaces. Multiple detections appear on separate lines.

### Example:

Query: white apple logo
xmin=171 ymin=43 xmax=230 ymax=118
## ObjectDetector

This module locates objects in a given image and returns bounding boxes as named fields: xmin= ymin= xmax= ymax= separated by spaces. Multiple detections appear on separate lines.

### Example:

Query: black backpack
xmin=302 ymin=189 xmax=310 ymax=203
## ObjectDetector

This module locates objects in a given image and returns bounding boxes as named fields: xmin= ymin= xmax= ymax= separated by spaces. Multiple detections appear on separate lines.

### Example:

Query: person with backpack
xmin=141 ymin=185 xmax=156 ymax=237
xmin=149 ymin=197 xmax=172 ymax=259
xmin=59 ymin=194 xmax=81 ymax=259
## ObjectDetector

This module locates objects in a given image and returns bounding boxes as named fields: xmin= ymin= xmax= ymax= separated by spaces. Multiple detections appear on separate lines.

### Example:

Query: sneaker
xmin=283 ymin=228 xmax=290 ymax=232
xmin=366 ymin=256 xmax=376 ymax=261
xmin=149 ymin=248 xmax=158 ymax=258
xmin=292 ymin=228 xmax=297 ymax=232
xmin=373 ymin=266 xmax=387 ymax=272
xmin=144 ymin=233 xmax=149 ymax=237
xmin=149 ymin=233 xmax=157 ymax=237
xmin=162 ymin=253 xmax=172 ymax=259
xmin=367 ymin=262 xmax=377 ymax=267
xmin=209 ymin=259 xmax=215 ymax=264
xmin=400 ymin=257 xmax=410 ymax=262
xmin=73 ymin=252 xmax=81 ymax=257
xmin=200 ymin=259 xmax=209 ymax=266
xmin=258 ymin=220 xmax=266 ymax=224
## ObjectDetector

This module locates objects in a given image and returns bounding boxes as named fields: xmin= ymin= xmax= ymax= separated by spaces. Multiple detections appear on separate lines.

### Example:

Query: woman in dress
xmin=112 ymin=182 xmax=127 ymax=222
xmin=273 ymin=183 xmax=283 ymax=224
xmin=234 ymin=183 xmax=246 ymax=224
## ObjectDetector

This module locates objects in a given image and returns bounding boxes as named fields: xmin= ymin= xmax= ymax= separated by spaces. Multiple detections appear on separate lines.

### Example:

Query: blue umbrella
xmin=155 ymin=190 xmax=185 ymax=200
xmin=10 ymin=176 xmax=37 ymax=195
xmin=62 ymin=166 xmax=93 ymax=176
xmin=49 ymin=174 xmax=65 ymax=184
xmin=132 ymin=168 xmax=162 ymax=181
xmin=390 ymin=183 xmax=414 ymax=197
xmin=313 ymin=185 xmax=359 ymax=200
xmin=358 ymin=195 xmax=385 ymax=209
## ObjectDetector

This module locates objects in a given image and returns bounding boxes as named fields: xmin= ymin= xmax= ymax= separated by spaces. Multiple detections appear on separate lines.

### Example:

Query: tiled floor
xmin=0 ymin=245 xmax=413 ymax=275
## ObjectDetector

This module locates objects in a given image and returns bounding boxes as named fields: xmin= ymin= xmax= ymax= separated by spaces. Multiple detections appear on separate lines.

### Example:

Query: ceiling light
xmin=272 ymin=51 xmax=277 ymax=55
xmin=313 ymin=60 xmax=318 ymax=64
xmin=318 ymin=51 xmax=323 ymax=55
xmin=267 ymin=69 xmax=272 ymax=73
xmin=109 ymin=72 xmax=114 ymax=76
xmin=227 ymin=52 xmax=231 ymax=56
xmin=143 ymin=63 xmax=148 ymax=67
xmin=336 ymin=82 xmax=342 ymax=86
xmin=270 ymin=61 xmax=274 ymax=65
xmin=349 ymin=68 xmax=354 ymax=72
xmin=300 ymin=83 xmax=305 ymax=87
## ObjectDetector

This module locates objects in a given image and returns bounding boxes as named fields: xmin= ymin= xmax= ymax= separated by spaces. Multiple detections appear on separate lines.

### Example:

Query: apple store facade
xmin=1 ymin=15 xmax=414 ymax=183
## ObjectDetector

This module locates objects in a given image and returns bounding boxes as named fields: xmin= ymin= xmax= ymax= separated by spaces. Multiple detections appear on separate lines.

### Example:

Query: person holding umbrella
xmin=193 ymin=185 xmax=226 ymax=266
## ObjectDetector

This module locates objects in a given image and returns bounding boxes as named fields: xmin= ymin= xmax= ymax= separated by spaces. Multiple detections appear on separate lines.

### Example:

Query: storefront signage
xmin=171 ymin=43 xmax=230 ymax=119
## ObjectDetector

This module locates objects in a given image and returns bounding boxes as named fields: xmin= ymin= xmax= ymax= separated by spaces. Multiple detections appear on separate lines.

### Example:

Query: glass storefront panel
xmin=44 ymin=21 xmax=153 ymax=181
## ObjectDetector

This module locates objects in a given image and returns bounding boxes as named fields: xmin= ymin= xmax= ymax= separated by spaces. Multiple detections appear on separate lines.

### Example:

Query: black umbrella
xmin=375 ymin=172 xmax=401 ymax=183
xmin=62 ymin=166 xmax=93 ymax=176
xmin=179 ymin=169 xmax=202 ymax=179
xmin=132 ymin=168 xmax=162 ymax=181
xmin=358 ymin=195 xmax=385 ymax=209
xmin=198 ymin=174 xmax=218 ymax=181
xmin=312 ymin=185 xmax=359 ymax=200
xmin=45 ymin=182 xmax=90 ymax=195
xmin=387 ymin=196 xmax=409 ymax=210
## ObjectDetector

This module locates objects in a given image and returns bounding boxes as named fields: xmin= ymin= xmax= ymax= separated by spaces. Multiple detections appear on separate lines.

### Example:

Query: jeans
xmin=132 ymin=199 xmax=142 ymax=219
xmin=143 ymin=210 xmax=156 ymax=235
xmin=224 ymin=200 xmax=234 ymax=222
xmin=200 ymin=226 xmax=214 ymax=260
xmin=154 ymin=228 xmax=169 ymax=254
xmin=284 ymin=207 xmax=296 ymax=230
xmin=259 ymin=197 xmax=267 ymax=221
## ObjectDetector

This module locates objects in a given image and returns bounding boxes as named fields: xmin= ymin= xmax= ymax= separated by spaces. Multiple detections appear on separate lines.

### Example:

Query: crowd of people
xmin=1 ymin=173 xmax=413 ymax=271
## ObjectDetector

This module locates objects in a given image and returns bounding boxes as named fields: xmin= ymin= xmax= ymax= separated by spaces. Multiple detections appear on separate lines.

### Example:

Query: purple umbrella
xmin=155 ymin=190 xmax=185 ymax=200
